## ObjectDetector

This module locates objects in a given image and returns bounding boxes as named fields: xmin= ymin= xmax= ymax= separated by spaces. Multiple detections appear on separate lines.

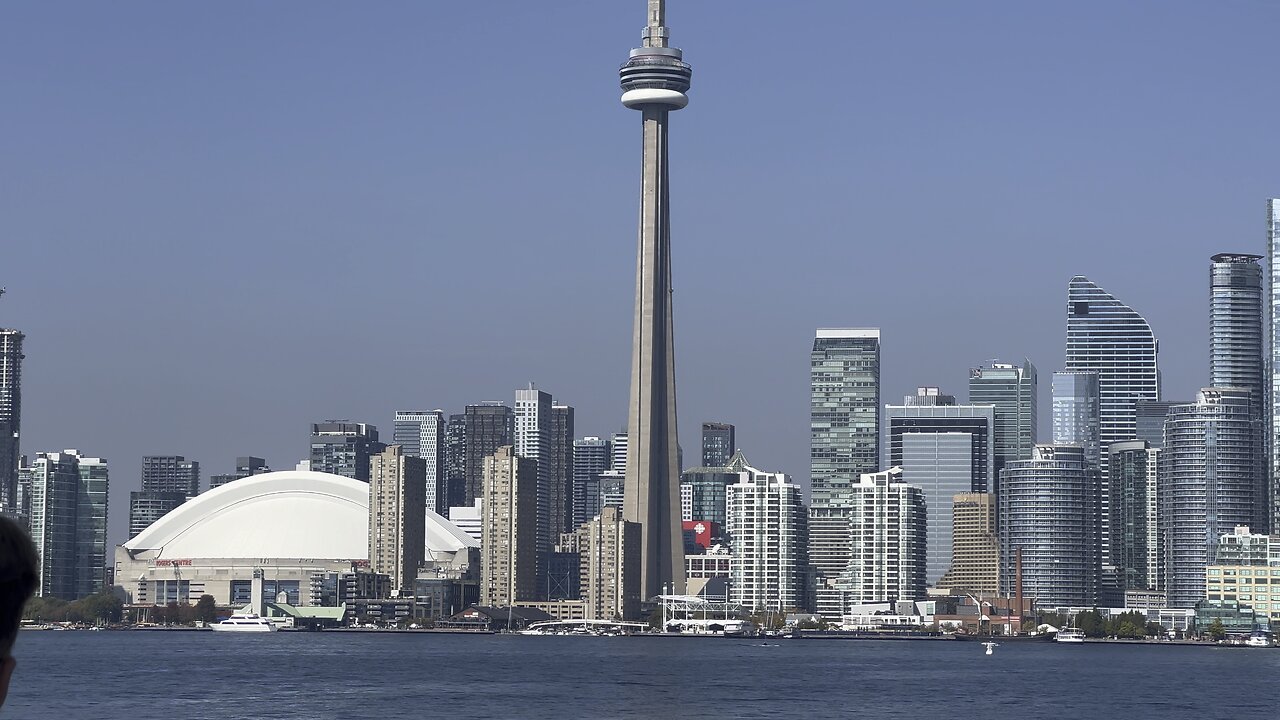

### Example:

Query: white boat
xmin=1246 ymin=630 xmax=1274 ymax=648
xmin=210 ymin=613 xmax=276 ymax=633
xmin=982 ymin=641 xmax=999 ymax=655
xmin=1055 ymin=628 xmax=1086 ymax=643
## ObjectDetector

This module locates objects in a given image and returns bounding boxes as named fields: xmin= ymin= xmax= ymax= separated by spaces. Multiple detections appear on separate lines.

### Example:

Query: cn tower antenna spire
xmin=643 ymin=0 xmax=668 ymax=48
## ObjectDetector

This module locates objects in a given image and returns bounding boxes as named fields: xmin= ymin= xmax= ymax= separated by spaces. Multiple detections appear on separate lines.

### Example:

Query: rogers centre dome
xmin=115 ymin=470 xmax=478 ymax=610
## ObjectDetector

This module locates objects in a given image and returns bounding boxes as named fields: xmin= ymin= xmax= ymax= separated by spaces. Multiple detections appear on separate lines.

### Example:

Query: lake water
xmin=5 ymin=631 xmax=1278 ymax=719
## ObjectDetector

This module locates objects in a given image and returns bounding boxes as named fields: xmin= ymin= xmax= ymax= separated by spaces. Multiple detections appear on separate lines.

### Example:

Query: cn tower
xmin=620 ymin=0 xmax=691 ymax=600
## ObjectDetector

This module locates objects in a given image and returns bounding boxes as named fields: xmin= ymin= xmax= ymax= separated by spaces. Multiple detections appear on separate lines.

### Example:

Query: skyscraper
xmin=27 ymin=450 xmax=108 ymax=600
xmin=809 ymin=328 xmax=881 ymax=617
xmin=1065 ymin=276 xmax=1161 ymax=478
xmin=1135 ymin=400 xmax=1180 ymax=449
xmin=1164 ymin=388 xmax=1259 ymax=608
xmin=393 ymin=410 xmax=448 ymax=514
xmin=999 ymin=445 xmax=1101 ymax=608
xmin=572 ymin=436 xmax=611 ymax=529
xmin=309 ymin=422 xmax=382 ymax=481
xmin=679 ymin=451 xmax=747 ymax=531
xmin=550 ymin=403 xmax=575 ymax=537
xmin=1269 ymin=199 xmax=1280 ymax=533
xmin=700 ymin=422 xmax=735 ymax=468
xmin=1051 ymin=371 xmax=1101 ymax=471
xmin=446 ymin=413 xmax=467 ymax=508
xmin=619 ymin=0 xmax=692 ymax=601
xmin=935 ymin=493 xmax=999 ymax=596
xmin=128 ymin=456 xmax=199 ymax=539
xmin=883 ymin=390 xmax=994 ymax=584
xmin=479 ymin=446 xmax=538 ymax=607
xmin=463 ymin=403 xmax=514 ymax=506
xmin=1209 ymin=253 xmax=1266 ymax=531
xmin=726 ymin=463 xmax=805 ymax=612
xmin=368 ymin=445 xmax=426 ymax=597
xmin=514 ymin=384 xmax=553 ymax=592
xmin=1106 ymin=440 xmax=1161 ymax=593
xmin=0 ymin=326 xmax=22 ymax=515
xmin=811 ymin=328 xmax=882 ymax=506
xmin=968 ymin=359 xmax=1037 ymax=486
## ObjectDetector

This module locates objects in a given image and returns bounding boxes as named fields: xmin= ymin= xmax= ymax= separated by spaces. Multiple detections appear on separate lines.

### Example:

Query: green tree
xmin=1145 ymin=621 xmax=1165 ymax=638
xmin=1076 ymin=610 xmax=1106 ymax=638
xmin=195 ymin=595 xmax=218 ymax=623
xmin=1206 ymin=619 xmax=1226 ymax=641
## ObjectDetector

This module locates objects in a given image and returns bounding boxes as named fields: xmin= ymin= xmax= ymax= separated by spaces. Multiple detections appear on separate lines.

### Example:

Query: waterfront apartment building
xmin=393 ymin=410 xmax=447 ymax=514
xmin=128 ymin=455 xmax=200 ymax=539
xmin=463 ymin=404 xmax=514 ymax=507
xmin=1209 ymin=253 xmax=1266 ymax=532
xmin=0 ymin=328 xmax=22 ymax=516
xmin=999 ymin=445 xmax=1101 ymax=608
xmin=809 ymin=328 xmax=880 ymax=619
xmin=725 ymin=465 xmax=805 ymax=612
xmin=575 ymin=506 xmax=641 ymax=621
xmin=514 ymin=385 xmax=554 ymax=589
xmin=968 ymin=359 xmax=1037 ymax=487
xmin=841 ymin=468 xmax=927 ymax=606
xmin=309 ymin=422 xmax=382 ymax=482
xmin=679 ymin=451 xmax=748 ymax=530
xmin=883 ymin=389 xmax=993 ymax=585
xmin=1135 ymin=400 xmax=1180 ymax=448
xmin=1107 ymin=440 xmax=1162 ymax=593
xmin=368 ymin=445 xmax=426 ymax=596
xmin=1205 ymin=526 xmax=1280 ymax=629
xmin=701 ymin=422 xmax=736 ymax=468
xmin=935 ymin=493 xmax=998 ymax=596
xmin=479 ymin=446 xmax=538 ymax=606
xmin=571 ymin=437 xmax=611 ymax=529
xmin=26 ymin=450 xmax=109 ymax=600
xmin=1164 ymin=388 xmax=1259 ymax=608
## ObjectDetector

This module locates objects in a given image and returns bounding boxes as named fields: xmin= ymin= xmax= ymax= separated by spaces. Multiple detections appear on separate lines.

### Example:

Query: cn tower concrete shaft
xmin=619 ymin=0 xmax=691 ymax=601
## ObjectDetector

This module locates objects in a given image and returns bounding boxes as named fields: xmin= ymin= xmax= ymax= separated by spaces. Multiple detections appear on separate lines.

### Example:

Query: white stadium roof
xmin=122 ymin=470 xmax=477 ymax=560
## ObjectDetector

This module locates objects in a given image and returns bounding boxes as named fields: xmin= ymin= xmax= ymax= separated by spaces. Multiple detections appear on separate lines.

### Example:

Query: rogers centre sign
xmin=153 ymin=559 xmax=192 ymax=566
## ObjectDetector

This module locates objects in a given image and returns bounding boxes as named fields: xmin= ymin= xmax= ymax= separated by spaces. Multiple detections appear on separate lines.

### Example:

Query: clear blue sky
xmin=3 ymin=1 xmax=1277 ymax=547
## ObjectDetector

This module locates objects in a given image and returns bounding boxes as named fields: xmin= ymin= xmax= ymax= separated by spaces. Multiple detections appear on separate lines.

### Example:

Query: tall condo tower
xmin=1269 ymin=200 xmax=1280 ymax=533
xmin=620 ymin=0 xmax=692 ymax=599
xmin=0 ymin=324 xmax=23 ymax=514
xmin=1209 ymin=254 xmax=1266 ymax=532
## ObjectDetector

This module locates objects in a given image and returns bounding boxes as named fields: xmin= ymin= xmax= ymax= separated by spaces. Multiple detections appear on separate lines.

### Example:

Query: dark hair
xmin=0 ymin=515 xmax=39 ymax=656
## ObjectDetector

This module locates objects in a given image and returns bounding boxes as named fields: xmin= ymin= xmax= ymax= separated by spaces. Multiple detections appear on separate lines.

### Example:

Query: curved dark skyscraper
xmin=620 ymin=0 xmax=691 ymax=599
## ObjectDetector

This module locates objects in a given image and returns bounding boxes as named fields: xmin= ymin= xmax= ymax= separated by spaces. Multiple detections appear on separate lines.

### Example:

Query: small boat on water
xmin=982 ymin=641 xmax=999 ymax=655
xmin=1245 ymin=630 xmax=1274 ymax=648
xmin=211 ymin=613 xmax=276 ymax=633
xmin=1055 ymin=628 xmax=1086 ymax=643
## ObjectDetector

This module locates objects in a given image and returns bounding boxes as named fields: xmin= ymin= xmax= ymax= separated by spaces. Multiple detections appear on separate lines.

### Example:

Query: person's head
xmin=0 ymin=514 xmax=39 ymax=708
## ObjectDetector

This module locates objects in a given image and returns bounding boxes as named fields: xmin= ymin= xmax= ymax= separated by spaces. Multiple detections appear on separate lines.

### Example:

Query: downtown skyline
xmin=4 ymin=2 xmax=1279 ymax=548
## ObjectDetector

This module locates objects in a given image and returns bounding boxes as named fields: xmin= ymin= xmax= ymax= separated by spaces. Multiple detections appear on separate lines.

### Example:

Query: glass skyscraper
xmin=1065 ymin=276 xmax=1161 ymax=478
xmin=700 ymin=422 xmax=735 ymax=468
xmin=1106 ymin=440 xmax=1160 ymax=594
xmin=0 ymin=328 xmax=22 ymax=516
xmin=968 ymin=359 xmax=1037 ymax=487
xmin=810 ymin=328 xmax=881 ymax=506
xmin=393 ymin=410 xmax=447 ymax=514
xmin=1051 ymin=371 xmax=1100 ymax=471
xmin=1210 ymin=253 xmax=1265 ymax=531
xmin=883 ymin=389 xmax=994 ymax=584
xmin=809 ymin=328 xmax=880 ymax=618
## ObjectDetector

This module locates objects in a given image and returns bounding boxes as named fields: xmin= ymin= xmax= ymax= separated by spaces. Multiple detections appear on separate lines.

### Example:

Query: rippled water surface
xmin=6 ymin=631 xmax=1278 ymax=719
